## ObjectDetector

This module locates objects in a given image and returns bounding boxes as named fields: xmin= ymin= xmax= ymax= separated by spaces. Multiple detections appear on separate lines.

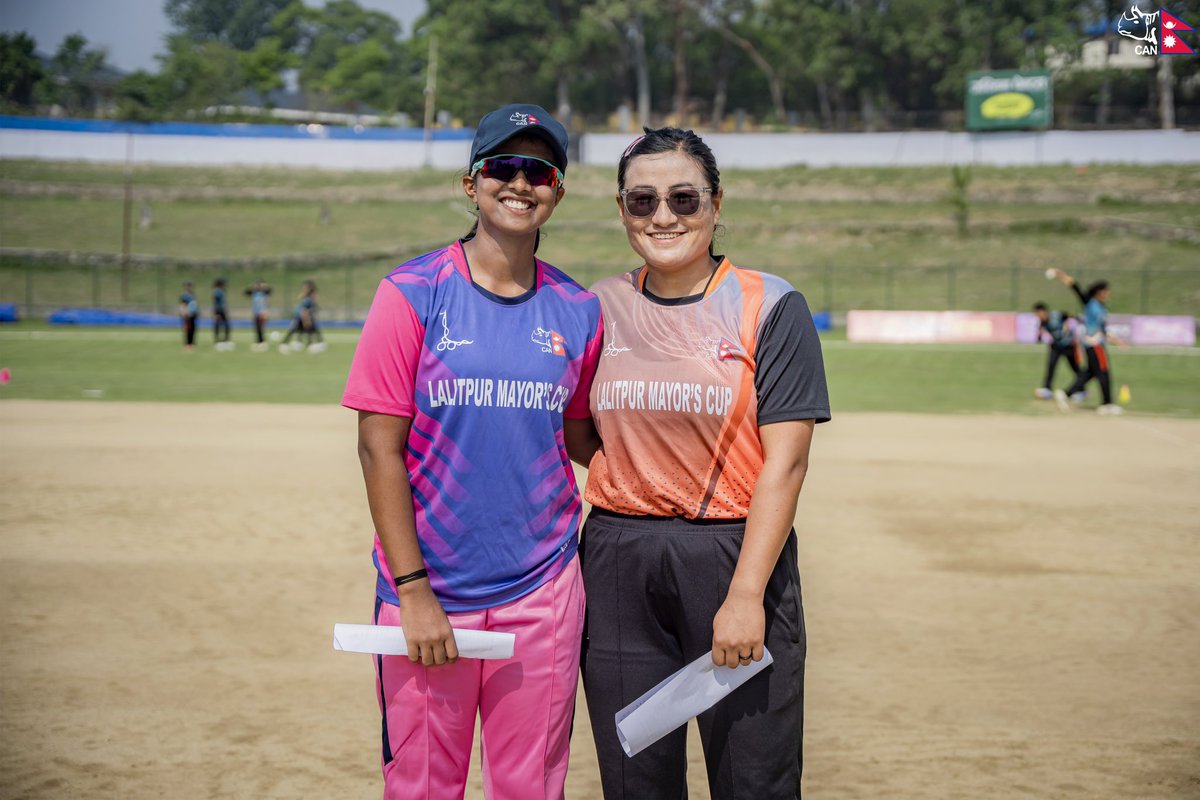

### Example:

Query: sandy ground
xmin=0 ymin=400 xmax=1198 ymax=800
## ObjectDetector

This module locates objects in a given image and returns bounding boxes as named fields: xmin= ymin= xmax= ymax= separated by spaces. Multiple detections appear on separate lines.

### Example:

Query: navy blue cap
xmin=469 ymin=104 xmax=568 ymax=173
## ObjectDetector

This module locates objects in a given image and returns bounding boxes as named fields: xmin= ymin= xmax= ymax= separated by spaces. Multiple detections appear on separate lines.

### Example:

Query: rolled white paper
xmin=332 ymin=623 xmax=515 ymax=660
xmin=615 ymin=647 xmax=774 ymax=757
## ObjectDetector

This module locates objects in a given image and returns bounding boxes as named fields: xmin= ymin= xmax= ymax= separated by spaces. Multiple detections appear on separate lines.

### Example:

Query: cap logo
xmin=509 ymin=112 xmax=530 ymax=126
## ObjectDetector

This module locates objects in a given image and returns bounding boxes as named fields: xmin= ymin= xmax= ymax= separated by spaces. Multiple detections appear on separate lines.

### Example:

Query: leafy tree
xmin=694 ymin=0 xmax=788 ymax=124
xmin=165 ymin=0 xmax=294 ymax=51
xmin=417 ymin=0 xmax=558 ymax=121
xmin=574 ymin=0 xmax=660 ymax=127
xmin=42 ymin=34 xmax=110 ymax=115
xmin=156 ymin=34 xmax=246 ymax=112
xmin=276 ymin=0 xmax=413 ymax=111
xmin=0 ymin=32 xmax=44 ymax=110
xmin=242 ymin=36 xmax=291 ymax=97
xmin=114 ymin=70 xmax=168 ymax=121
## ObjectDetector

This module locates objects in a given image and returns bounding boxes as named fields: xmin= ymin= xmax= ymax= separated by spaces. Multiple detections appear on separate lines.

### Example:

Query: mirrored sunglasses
xmin=620 ymin=187 xmax=713 ymax=218
xmin=471 ymin=154 xmax=563 ymax=188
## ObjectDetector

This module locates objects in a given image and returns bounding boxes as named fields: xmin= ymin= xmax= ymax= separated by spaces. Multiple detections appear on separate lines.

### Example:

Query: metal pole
xmin=282 ymin=264 xmax=291 ymax=321
xmin=824 ymin=261 xmax=833 ymax=312
xmin=422 ymin=35 xmax=439 ymax=169
xmin=1140 ymin=266 xmax=1150 ymax=314
xmin=121 ymin=133 xmax=134 ymax=303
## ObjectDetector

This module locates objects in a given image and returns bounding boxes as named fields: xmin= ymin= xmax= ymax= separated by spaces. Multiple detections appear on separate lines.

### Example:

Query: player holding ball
xmin=1048 ymin=268 xmax=1127 ymax=415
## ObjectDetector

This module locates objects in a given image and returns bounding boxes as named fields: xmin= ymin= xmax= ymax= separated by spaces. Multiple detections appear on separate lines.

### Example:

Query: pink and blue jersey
xmin=343 ymin=241 xmax=603 ymax=612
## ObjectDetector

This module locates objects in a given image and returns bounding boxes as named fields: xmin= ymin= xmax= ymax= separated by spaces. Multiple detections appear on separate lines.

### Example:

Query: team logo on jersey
xmin=717 ymin=337 xmax=742 ymax=361
xmin=532 ymin=326 xmax=567 ymax=356
xmin=602 ymin=322 xmax=632 ymax=357
xmin=435 ymin=310 xmax=474 ymax=351
xmin=699 ymin=335 xmax=741 ymax=362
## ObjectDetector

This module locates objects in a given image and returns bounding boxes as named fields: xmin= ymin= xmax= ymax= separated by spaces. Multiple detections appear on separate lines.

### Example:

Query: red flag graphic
xmin=1161 ymin=28 xmax=1197 ymax=54
xmin=717 ymin=337 xmax=740 ymax=361
xmin=1160 ymin=9 xmax=1194 ymax=32
xmin=550 ymin=331 xmax=566 ymax=356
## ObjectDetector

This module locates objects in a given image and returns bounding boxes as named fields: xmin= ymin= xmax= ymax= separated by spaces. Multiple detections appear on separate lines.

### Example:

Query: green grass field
xmin=2 ymin=159 xmax=1196 ymax=418
xmin=3 ymin=159 xmax=1199 ymax=319
xmin=1 ymin=322 xmax=1195 ymax=417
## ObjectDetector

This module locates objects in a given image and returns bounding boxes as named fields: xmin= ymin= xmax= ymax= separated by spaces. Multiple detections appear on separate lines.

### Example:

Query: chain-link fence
xmin=3 ymin=257 xmax=1197 ymax=323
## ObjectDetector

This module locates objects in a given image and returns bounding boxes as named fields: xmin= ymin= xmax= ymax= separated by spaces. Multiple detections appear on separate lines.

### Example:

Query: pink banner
xmin=1128 ymin=315 xmax=1196 ymax=346
xmin=847 ymin=311 xmax=1017 ymax=343
xmin=853 ymin=311 xmax=1195 ymax=347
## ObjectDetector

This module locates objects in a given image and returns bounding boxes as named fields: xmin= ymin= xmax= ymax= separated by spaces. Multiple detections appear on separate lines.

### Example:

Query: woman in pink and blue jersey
xmin=342 ymin=104 xmax=603 ymax=800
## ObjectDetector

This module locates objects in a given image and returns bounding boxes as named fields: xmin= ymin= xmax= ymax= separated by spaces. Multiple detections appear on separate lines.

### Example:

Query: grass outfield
xmin=1 ymin=322 xmax=1195 ymax=417
xmin=3 ymin=160 xmax=1199 ymax=318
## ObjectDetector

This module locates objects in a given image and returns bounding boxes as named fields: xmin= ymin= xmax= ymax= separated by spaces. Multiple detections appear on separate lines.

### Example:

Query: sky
xmin=0 ymin=0 xmax=427 ymax=73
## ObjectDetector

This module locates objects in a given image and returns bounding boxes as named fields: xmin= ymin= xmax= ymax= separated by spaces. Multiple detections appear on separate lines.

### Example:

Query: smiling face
xmin=617 ymin=150 xmax=722 ymax=284
xmin=462 ymin=133 xmax=565 ymax=242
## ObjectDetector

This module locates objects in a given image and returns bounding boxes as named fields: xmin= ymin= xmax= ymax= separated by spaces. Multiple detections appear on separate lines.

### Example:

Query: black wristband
xmin=393 ymin=568 xmax=429 ymax=587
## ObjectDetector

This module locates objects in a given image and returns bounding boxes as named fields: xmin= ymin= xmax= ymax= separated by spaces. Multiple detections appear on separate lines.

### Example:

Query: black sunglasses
xmin=472 ymin=154 xmax=563 ymax=188
xmin=620 ymin=187 xmax=713 ymax=218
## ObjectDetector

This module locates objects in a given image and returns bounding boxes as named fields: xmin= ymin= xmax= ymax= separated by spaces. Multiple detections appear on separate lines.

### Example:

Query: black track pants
xmin=581 ymin=509 xmax=806 ymax=800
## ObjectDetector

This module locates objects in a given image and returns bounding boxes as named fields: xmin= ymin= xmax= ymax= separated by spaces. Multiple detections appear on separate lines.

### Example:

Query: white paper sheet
xmin=615 ymin=648 xmax=774 ymax=757
xmin=332 ymin=623 xmax=515 ymax=660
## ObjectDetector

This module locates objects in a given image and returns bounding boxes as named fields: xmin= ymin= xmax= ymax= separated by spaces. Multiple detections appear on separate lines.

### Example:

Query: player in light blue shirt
xmin=243 ymin=279 xmax=272 ymax=351
xmin=1050 ymin=270 xmax=1127 ymax=415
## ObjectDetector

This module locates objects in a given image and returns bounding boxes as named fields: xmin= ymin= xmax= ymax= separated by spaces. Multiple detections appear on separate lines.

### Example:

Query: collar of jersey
xmin=636 ymin=256 xmax=732 ymax=305
xmin=449 ymin=239 xmax=545 ymax=300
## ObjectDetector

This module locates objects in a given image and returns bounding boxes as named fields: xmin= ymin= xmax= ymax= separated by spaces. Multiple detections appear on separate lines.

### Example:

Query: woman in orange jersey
xmin=578 ymin=127 xmax=830 ymax=799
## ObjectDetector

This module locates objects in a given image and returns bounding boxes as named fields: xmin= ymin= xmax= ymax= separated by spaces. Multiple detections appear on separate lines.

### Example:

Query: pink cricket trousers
xmin=372 ymin=556 xmax=584 ymax=800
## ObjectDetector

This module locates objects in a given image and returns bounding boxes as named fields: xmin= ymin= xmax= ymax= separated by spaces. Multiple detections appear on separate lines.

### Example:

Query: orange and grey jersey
xmin=585 ymin=259 xmax=830 ymax=520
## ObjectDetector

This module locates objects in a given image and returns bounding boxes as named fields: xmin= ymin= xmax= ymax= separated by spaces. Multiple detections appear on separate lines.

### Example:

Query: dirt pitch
xmin=1 ymin=400 xmax=1197 ymax=800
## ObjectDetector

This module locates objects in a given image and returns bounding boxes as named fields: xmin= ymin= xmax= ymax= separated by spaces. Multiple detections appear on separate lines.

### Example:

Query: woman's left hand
xmin=711 ymin=588 xmax=765 ymax=668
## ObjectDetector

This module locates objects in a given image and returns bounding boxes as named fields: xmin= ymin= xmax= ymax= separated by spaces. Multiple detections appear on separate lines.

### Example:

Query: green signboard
xmin=966 ymin=69 xmax=1052 ymax=131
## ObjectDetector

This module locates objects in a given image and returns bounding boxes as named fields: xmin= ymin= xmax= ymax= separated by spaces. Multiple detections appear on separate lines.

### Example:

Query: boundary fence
xmin=2 ymin=255 xmax=1196 ymax=324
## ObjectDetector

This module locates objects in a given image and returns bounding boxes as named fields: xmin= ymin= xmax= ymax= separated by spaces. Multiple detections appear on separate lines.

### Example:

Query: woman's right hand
xmin=396 ymin=582 xmax=459 ymax=666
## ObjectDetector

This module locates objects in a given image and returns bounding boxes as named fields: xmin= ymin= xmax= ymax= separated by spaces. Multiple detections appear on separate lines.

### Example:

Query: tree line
xmin=2 ymin=0 xmax=1198 ymax=130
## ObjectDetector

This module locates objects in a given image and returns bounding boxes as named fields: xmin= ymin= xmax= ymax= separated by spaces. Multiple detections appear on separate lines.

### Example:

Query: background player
xmin=212 ymin=277 xmax=233 ymax=350
xmin=1031 ymin=301 xmax=1078 ymax=399
xmin=244 ymin=278 xmax=272 ymax=352
xmin=1050 ymin=269 xmax=1127 ymax=415
xmin=279 ymin=280 xmax=325 ymax=353
xmin=178 ymin=281 xmax=199 ymax=351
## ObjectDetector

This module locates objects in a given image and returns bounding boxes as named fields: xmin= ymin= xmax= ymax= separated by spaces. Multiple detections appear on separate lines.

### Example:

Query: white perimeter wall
xmin=583 ymin=129 xmax=1200 ymax=168
xmin=0 ymin=130 xmax=471 ymax=170
xmin=3 ymin=128 xmax=1199 ymax=170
